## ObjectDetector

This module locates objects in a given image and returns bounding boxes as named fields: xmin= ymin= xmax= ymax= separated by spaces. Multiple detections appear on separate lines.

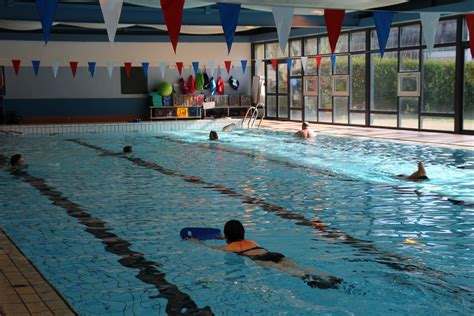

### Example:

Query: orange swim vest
xmin=223 ymin=240 xmax=259 ymax=253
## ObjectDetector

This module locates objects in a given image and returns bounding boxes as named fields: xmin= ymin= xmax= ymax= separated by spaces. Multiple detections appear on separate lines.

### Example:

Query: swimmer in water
xmin=209 ymin=131 xmax=219 ymax=141
xmin=397 ymin=162 xmax=428 ymax=181
xmin=10 ymin=154 xmax=25 ymax=168
xmin=222 ymin=123 xmax=236 ymax=132
xmin=100 ymin=146 xmax=133 ymax=156
xmin=295 ymin=122 xmax=316 ymax=139
xmin=123 ymin=146 xmax=133 ymax=153
xmin=187 ymin=220 xmax=342 ymax=289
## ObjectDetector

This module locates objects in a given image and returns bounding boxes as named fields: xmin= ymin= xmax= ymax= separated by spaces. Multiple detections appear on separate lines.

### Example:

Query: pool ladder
xmin=241 ymin=103 xmax=265 ymax=129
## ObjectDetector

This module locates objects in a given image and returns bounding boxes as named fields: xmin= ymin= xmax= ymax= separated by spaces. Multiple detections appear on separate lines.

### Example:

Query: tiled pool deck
xmin=0 ymin=119 xmax=472 ymax=314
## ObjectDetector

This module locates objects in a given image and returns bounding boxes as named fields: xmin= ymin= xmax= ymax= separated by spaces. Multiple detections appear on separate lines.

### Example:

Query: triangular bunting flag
xmin=420 ymin=12 xmax=440 ymax=56
xmin=176 ymin=62 xmax=183 ymax=76
xmin=99 ymin=0 xmax=123 ymax=42
xmin=12 ymin=60 xmax=21 ymax=76
xmin=218 ymin=3 xmax=241 ymax=54
xmin=192 ymin=61 xmax=199 ymax=76
xmin=69 ymin=61 xmax=78 ymax=77
xmin=315 ymin=56 xmax=322 ymax=70
xmin=88 ymin=62 xmax=96 ymax=78
xmin=208 ymin=61 xmax=215 ymax=77
xmin=159 ymin=62 xmax=167 ymax=78
xmin=35 ymin=0 xmax=57 ymax=44
xmin=324 ymin=9 xmax=345 ymax=55
xmin=224 ymin=61 xmax=232 ymax=74
xmin=141 ymin=62 xmax=149 ymax=78
xmin=272 ymin=6 xmax=294 ymax=54
xmin=241 ymin=60 xmax=247 ymax=74
xmin=373 ymin=11 xmax=394 ymax=57
xmin=331 ymin=55 xmax=336 ymax=72
xmin=124 ymin=62 xmax=132 ymax=78
xmin=271 ymin=59 xmax=277 ymax=71
xmin=106 ymin=62 xmax=114 ymax=78
xmin=32 ymin=60 xmax=40 ymax=76
xmin=255 ymin=59 xmax=261 ymax=74
xmin=160 ymin=0 xmax=185 ymax=53
xmin=300 ymin=56 xmax=308 ymax=73
xmin=52 ymin=61 xmax=59 ymax=78
xmin=466 ymin=14 xmax=474 ymax=58
xmin=286 ymin=58 xmax=292 ymax=74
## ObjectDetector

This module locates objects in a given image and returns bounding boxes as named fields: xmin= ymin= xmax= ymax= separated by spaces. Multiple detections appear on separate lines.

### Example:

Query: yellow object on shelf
xmin=176 ymin=107 xmax=189 ymax=117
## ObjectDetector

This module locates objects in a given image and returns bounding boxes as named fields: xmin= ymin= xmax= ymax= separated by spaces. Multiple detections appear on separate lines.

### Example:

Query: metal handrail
xmin=241 ymin=103 xmax=265 ymax=129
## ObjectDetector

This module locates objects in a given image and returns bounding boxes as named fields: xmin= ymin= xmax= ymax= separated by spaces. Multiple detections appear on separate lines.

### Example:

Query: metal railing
xmin=241 ymin=103 xmax=265 ymax=129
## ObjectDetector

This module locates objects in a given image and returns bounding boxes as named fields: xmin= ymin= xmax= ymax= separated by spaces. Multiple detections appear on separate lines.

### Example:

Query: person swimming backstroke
xmin=186 ymin=220 xmax=342 ymax=289
xmin=397 ymin=162 xmax=429 ymax=181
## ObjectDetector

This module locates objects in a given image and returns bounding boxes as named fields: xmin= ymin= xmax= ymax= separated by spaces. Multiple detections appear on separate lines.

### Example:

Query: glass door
xmin=265 ymin=61 xmax=289 ymax=119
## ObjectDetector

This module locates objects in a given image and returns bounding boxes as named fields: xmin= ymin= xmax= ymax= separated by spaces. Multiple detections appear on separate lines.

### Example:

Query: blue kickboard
xmin=180 ymin=227 xmax=222 ymax=240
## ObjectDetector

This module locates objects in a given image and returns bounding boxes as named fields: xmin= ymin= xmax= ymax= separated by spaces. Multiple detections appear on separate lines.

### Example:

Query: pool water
xmin=0 ymin=129 xmax=472 ymax=315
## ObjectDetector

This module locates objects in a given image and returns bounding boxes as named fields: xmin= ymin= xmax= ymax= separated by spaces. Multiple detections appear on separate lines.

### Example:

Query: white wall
xmin=0 ymin=41 xmax=252 ymax=99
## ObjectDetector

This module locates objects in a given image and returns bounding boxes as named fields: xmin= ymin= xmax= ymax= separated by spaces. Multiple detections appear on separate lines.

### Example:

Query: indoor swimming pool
xmin=0 ymin=129 xmax=472 ymax=315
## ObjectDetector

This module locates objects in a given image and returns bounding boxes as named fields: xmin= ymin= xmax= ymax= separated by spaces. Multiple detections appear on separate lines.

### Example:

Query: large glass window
xmin=305 ymin=58 xmax=318 ymax=75
xmin=319 ymin=36 xmax=331 ymax=54
xmin=304 ymin=38 xmax=317 ymax=56
xmin=371 ymin=52 xmax=398 ymax=111
xmin=319 ymin=58 xmax=332 ymax=110
xmin=435 ymin=19 xmax=457 ymax=44
xmin=304 ymin=96 xmax=318 ymax=121
xmin=399 ymin=97 xmax=419 ymax=129
xmin=400 ymin=50 xmax=419 ymax=72
xmin=350 ymin=31 xmax=366 ymax=52
xmin=351 ymin=54 xmax=366 ymax=110
xmin=290 ymin=78 xmax=303 ymax=109
xmin=464 ymin=49 xmax=474 ymax=131
xmin=265 ymin=42 xmax=288 ymax=58
xmin=335 ymin=34 xmax=349 ymax=53
xmin=335 ymin=55 xmax=349 ymax=75
xmin=334 ymin=97 xmax=349 ymax=123
xmin=290 ymin=59 xmax=302 ymax=76
xmin=400 ymin=25 xmax=420 ymax=47
xmin=371 ymin=27 xmax=399 ymax=50
xmin=290 ymin=40 xmax=302 ymax=57
xmin=255 ymin=44 xmax=265 ymax=60
xmin=422 ymin=47 xmax=455 ymax=114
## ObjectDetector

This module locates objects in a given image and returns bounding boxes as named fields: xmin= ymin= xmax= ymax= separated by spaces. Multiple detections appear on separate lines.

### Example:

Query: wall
xmin=0 ymin=41 xmax=251 ymax=123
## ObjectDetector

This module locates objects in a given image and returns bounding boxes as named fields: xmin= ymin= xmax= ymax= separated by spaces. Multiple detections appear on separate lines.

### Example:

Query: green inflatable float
xmin=195 ymin=72 xmax=204 ymax=91
xmin=157 ymin=81 xmax=173 ymax=97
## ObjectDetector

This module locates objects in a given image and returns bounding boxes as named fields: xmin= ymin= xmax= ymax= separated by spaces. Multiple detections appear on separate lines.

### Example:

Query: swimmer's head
xmin=123 ymin=146 xmax=133 ymax=153
xmin=224 ymin=220 xmax=245 ymax=243
xmin=209 ymin=131 xmax=218 ymax=141
xmin=302 ymin=122 xmax=309 ymax=129
xmin=10 ymin=154 xmax=24 ymax=167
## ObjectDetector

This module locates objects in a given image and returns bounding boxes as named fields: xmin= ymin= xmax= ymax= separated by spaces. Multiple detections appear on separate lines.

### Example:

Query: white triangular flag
xmin=420 ymin=12 xmax=441 ymax=55
xmin=106 ymin=62 xmax=114 ymax=78
xmin=51 ymin=61 xmax=59 ymax=78
xmin=300 ymin=56 xmax=308 ymax=73
xmin=208 ymin=61 xmax=215 ymax=77
xmin=159 ymin=62 xmax=167 ymax=78
xmin=99 ymin=0 xmax=123 ymax=42
xmin=255 ymin=59 xmax=262 ymax=74
xmin=272 ymin=6 xmax=294 ymax=54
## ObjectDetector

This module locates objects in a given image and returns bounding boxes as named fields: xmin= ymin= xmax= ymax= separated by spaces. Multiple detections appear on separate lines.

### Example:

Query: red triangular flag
xmin=315 ymin=56 xmax=322 ymax=70
xmin=160 ymin=0 xmax=185 ymax=53
xmin=69 ymin=61 xmax=78 ymax=77
xmin=271 ymin=59 xmax=277 ymax=71
xmin=11 ymin=59 xmax=21 ymax=76
xmin=224 ymin=61 xmax=232 ymax=74
xmin=466 ymin=14 xmax=474 ymax=58
xmin=176 ymin=62 xmax=183 ymax=76
xmin=324 ymin=9 xmax=345 ymax=54
xmin=124 ymin=62 xmax=132 ymax=78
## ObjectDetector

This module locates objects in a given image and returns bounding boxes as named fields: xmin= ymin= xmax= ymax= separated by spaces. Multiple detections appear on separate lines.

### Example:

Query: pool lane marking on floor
xmin=155 ymin=135 xmax=473 ymax=207
xmin=67 ymin=139 xmax=472 ymax=295
xmin=0 ymin=157 xmax=213 ymax=316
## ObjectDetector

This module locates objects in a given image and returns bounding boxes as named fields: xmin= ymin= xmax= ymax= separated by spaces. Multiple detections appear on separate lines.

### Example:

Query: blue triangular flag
xmin=36 ymin=0 xmax=57 ymax=44
xmin=286 ymin=58 xmax=292 ymax=74
xmin=88 ymin=62 xmax=96 ymax=78
xmin=331 ymin=55 xmax=336 ymax=72
xmin=192 ymin=61 xmax=199 ymax=76
xmin=241 ymin=60 xmax=247 ymax=74
xmin=32 ymin=60 xmax=40 ymax=76
xmin=142 ymin=62 xmax=149 ymax=78
xmin=373 ymin=11 xmax=394 ymax=58
xmin=218 ymin=3 xmax=241 ymax=54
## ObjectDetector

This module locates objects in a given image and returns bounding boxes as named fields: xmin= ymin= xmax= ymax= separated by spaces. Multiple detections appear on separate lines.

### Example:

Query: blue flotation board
xmin=180 ymin=227 xmax=222 ymax=240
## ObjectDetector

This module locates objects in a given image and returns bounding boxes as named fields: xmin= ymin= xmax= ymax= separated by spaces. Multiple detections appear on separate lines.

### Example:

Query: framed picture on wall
xmin=397 ymin=72 xmax=420 ymax=97
xmin=303 ymin=76 xmax=318 ymax=96
xmin=331 ymin=75 xmax=349 ymax=96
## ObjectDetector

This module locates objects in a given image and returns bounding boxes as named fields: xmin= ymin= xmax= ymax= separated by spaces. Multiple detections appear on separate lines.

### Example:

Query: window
xmin=305 ymin=58 xmax=318 ymax=75
xmin=464 ymin=49 xmax=474 ymax=131
xmin=334 ymin=55 xmax=349 ymax=74
xmin=371 ymin=27 xmax=399 ymax=50
xmin=332 ymin=75 xmax=349 ymax=96
xmin=422 ymin=47 xmax=455 ymax=113
xmin=399 ymin=97 xmax=419 ymax=129
xmin=254 ymin=44 xmax=265 ymax=60
xmin=304 ymin=38 xmax=317 ymax=56
xmin=303 ymin=76 xmax=318 ymax=96
xmin=290 ymin=78 xmax=303 ymax=108
xmin=265 ymin=42 xmax=287 ymax=58
xmin=290 ymin=59 xmax=302 ymax=76
xmin=400 ymin=49 xmax=419 ymax=72
xmin=400 ymin=24 xmax=420 ymax=47
xmin=319 ymin=36 xmax=331 ymax=54
xmin=334 ymin=97 xmax=349 ymax=123
xmin=371 ymin=52 xmax=398 ymax=111
xmin=435 ymin=19 xmax=457 ymax=44
xmin=350 ymin=32 xmax=366 ymax=52
xmin=290 ymin=40 xmax=302 ymax=57
xmin=304 ymin=96 xmax=318 ymax=121
xmin=319 ymin=58 xmax=332 ymax=109
xmin=335 ymin=34 xmax=349 ymax=53
xmin=350 ymin=54 xmax=366 ymax=110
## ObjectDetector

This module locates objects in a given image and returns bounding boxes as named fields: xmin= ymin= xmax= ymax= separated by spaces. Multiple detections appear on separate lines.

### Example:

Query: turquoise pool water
xmin=0 ymin=129 xmax=472 ymax=315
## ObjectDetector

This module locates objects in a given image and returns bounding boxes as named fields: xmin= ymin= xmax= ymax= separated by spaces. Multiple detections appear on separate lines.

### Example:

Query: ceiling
xmin=0 ymin=0 xmax=472 ymax=40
